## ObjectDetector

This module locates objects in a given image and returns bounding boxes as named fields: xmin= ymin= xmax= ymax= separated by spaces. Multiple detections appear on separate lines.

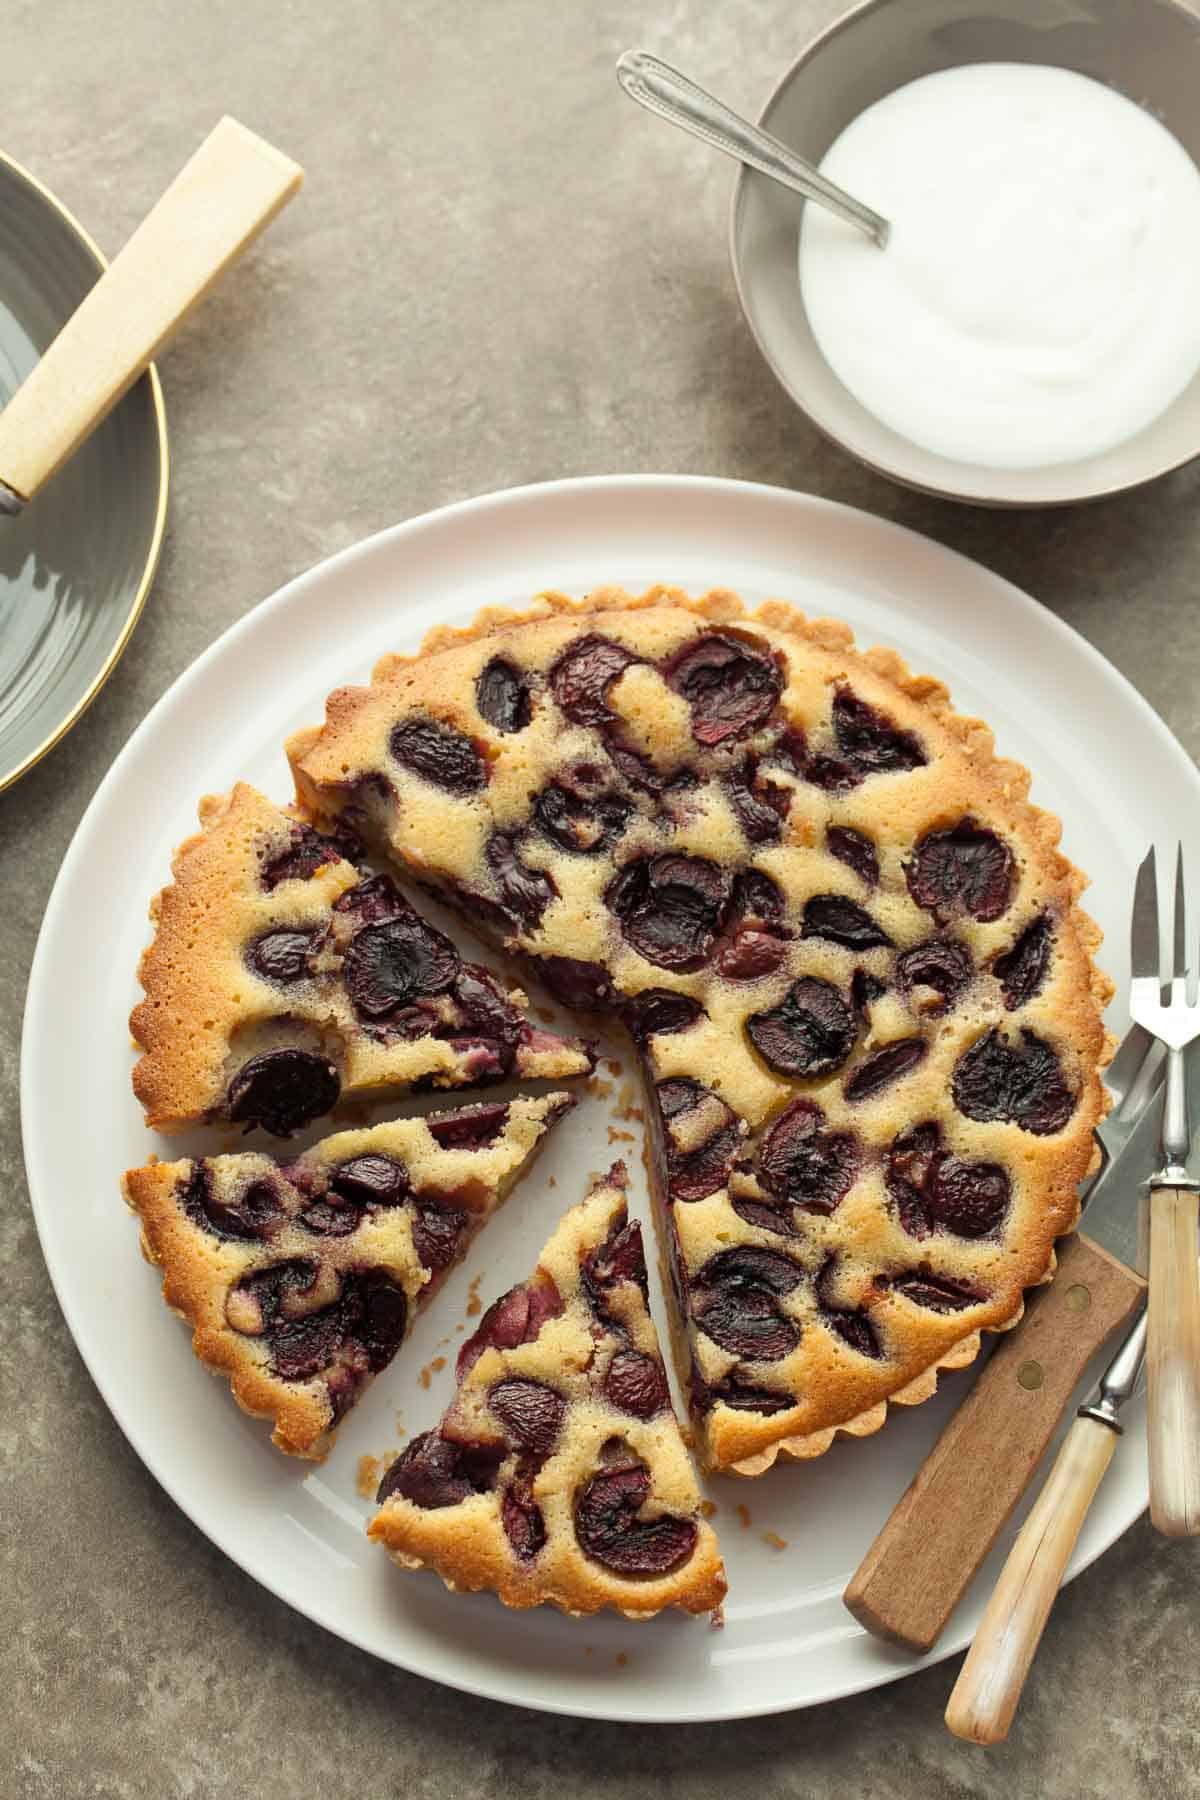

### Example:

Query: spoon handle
xmin=0 ymin=116 xmax=301 ymax=508
xmin=616 ymin=50 xmax=888 ymax=247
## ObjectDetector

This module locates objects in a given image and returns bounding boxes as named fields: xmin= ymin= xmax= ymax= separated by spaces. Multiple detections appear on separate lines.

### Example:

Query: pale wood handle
xmin=944 ymin=1414 xmax=1116 ymax=1745
xmin=1147 ymin=1186 xmax=1200 ymax=1536
xmin=0 ymin=116 xmax=302 ymax=499
xmin=843 ymin=1231 xmax=1144 ymax=1652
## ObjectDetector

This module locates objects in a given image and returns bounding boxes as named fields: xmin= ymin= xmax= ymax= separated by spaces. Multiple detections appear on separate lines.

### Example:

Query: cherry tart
xmin=290 ymin=585 xmax=1112 ymax=1474
xmin=122 ymin=1094 xmax=573 ymax=1458
xmin=369 ymin=1162 xmax=726 ymax=1619
xmin=130 ymin=784 xmax=594 ymax=1136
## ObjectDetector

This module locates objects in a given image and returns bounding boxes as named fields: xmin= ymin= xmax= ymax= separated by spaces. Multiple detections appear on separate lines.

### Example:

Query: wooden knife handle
xmin=944 ymin=1413 xmax=1117 ymax=1744
xmin=1147 ymin=1186 xmax=1200 ymax=1536
xmin=843 ymin=1232 xmax=1144 ymax=1653
xmin=0 ymin=116 xmax=302 ymax=500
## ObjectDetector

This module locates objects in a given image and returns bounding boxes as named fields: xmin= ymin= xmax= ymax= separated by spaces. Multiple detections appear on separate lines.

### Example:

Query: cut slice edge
xmin=121 ymin=1092 xmax=574 ymax=1459
xmin=368 ymin=1161 xmax=727 ymax=1620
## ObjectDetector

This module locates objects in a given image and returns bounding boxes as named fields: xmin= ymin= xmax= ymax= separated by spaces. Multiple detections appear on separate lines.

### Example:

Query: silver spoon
xmin=616 ymin=50 xmax=890 ymax=249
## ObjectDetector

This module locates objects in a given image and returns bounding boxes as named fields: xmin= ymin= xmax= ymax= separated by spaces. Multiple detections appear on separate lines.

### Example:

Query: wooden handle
xmin=843 ymin=1232 xmax=1143 ymax=1652
xmin=944 ymin=1414 xmax=1117 ymax=1744
xmin=0 ymin=116 xmax=302 ymax=499
xmin=1147 ymin=1186 xmax=1200 ymax=1536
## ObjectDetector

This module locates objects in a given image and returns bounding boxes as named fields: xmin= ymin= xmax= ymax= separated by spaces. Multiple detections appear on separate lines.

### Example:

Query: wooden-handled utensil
xmin=0 ymin=115 xmax=302 ymax=515
xmin=944 ymin=1296 xmax=1148 ymax=1743
xmin=1128 ymin=845 xmax=1200 ymax=1536
xmin=844 ymin=1021 xmax=1168 ymax=1652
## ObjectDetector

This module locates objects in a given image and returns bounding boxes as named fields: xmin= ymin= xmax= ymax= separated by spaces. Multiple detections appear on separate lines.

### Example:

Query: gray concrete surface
xmin=4 ymin=2 xmax=1200 ymax=1795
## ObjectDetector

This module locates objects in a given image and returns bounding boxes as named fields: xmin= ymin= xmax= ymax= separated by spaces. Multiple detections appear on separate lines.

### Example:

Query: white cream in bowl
xmin=797 ymin=63 xmax=1200 ymax=470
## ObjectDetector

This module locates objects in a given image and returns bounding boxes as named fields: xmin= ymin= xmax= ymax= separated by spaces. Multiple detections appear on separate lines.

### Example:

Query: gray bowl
xmin=0 ymin=150 xmax=167 ymax=792
xmin=730 ymin=0 xmax=1200 ymax=506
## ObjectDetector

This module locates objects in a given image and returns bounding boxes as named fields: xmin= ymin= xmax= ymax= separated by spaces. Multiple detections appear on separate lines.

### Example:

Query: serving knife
xmin=843 ymin=1022 xmax=1172 ymax=1653
xmin=0 ymin=117 xmax=301 ymax=517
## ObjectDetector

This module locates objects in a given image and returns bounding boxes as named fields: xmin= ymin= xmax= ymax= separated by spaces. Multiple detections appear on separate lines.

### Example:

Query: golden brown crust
xmin=290 ymin=584 xmax=1111 ymax=1474
xmin=122 ymin=1094 xmax=573 ymax=1458
xmin=130 ymin=783 xmax=593 ymax=1134
xmin=368 ymin=1166 xmax=726 ymax=1618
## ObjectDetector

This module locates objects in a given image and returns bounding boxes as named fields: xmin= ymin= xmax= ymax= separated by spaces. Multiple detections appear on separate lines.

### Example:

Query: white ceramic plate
xmin=23 ymin=476 xmax=1194 ymax=1724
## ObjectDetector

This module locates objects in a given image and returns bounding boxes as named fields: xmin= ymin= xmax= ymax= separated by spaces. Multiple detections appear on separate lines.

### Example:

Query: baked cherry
xmin=850 ymin=969 xmax=886 ymax=1019
xmin=929 ymin=1157 xmax=1011 ymax=1238
xmin=805 ymin=754 xmax=863 ymax=793
xmin=746 ymin=977 xmax=856 ymax=1078
xmin=802 ymin=894 xmax=893 ymax=951
xmin=502 ymin=1472 xmax=547 ymax=1560
xmin=907 ymin=822 xmax=1015 ymax=923
xmin=691 ymin=1245 xmax=803 ymax=1361
xmin=344 ymin=915 xmax=460 ymax=1017
xmin=832 ymin=689 xmax=927 ymax=773
xmin=604 ymin=1349 xmax=669 ymax=1419
xmin=390 ymin=717 xmax=488 ymax=793
xmin=994 ymin=913 xmax=1054 ymax=1010
xmin=891 ymin=1270 xmax=984 ymax=1313
xmin=757 ymin=1097 xmax=860 ymax=1216
xmin=574 ymin=1453 xmax=697 ymax=1575
xmin=724 ymin=761 xmax=791 ymax=844
xmin=484 ymin=831 xmax=557 ymax=933
xmin=826 ymin=826 xmax=879 ymax=887
xmin=665 ymin=629 xmax=784 ymax=747
xmin=621 ymin=989 xmax=705 ymax=1044
xmin=729 ymin=1195 xmax=798 ymax=1236
xmin=716 ymin=928 xmax=788 ymax=982
xmin=377 ymin=1431 xmax=502 ymax=1509
xmin=827 ymin=1308 xmax=882 ymax=1358
xmin=182 ymin=1165 xmax=283 ymax=1242
xmin=457 ymin=1276 xmax=564 ymax=1379
xmin=607 ymin=854 xmax=731 ymax=972
xmin=885 ymin=1123 xmax=942 ymax=1239
xmin=656 ymin=1078 xmax=742 ymax=1202
xmin=247 ymin=929 xmax=317 ymax=985
xmin=697 ymin=1374 xmax=794 ymax=1415
xmin=530 ymin=954 xmax=613 ymax=1010
xmin=731 ymin=867 xmax=786 ymax=924
xmin=476 ymin=657 xmax=532 ymax=734
xmin=895 ymin=939 xmax=974 ymax=1013
xmin=261 ymin=823 xmax=362 ymax=890
xmin=845 ymin=1039 xmax=927 ymax=1102
xmin=549 ymin=634 xmax=640 ymax=726
xmin=581 ymin=1208 xmax=649 ymax=1324
xmin=489 ymin=1378 xmax=568 ymax=1454
xmin=426 ymin=1102 xmax=510 ymax=1150
xmin=953 ymin=1027 xmax=1075 ymax=1134
xmin=226 ymin=1048 xmax=340 ymax=1136
xmin=531 ymin=776 xmax=631 ymax=857
xmin=410 ymin=1197 xmax=469 ymax=1271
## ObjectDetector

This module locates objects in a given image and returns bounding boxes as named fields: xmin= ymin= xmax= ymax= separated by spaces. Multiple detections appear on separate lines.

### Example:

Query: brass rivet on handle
xmin=1065 ymin=1283 xmax=1093 ymax=1313
xmin=1018 ymin=1360 xmax=1044 ymax=1390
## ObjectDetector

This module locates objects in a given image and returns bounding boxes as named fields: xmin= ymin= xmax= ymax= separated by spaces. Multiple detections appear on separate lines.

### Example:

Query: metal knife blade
xmin=1081 ymin=1026 xmax=1200 ymax=1270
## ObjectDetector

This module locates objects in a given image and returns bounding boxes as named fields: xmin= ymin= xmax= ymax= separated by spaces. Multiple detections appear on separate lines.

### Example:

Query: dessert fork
xmin=1129 ymin=844 xmax=1200 ymax=1535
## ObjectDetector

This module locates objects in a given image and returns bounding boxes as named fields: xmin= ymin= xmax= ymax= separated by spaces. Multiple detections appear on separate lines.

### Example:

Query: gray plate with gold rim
xmin=0 ymin=149 xmax=167 ymax=792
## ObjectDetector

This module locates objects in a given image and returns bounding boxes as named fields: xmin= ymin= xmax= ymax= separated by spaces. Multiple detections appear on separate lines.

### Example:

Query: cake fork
xmin=1129 ymin=844 xmax=1200 ymax=1535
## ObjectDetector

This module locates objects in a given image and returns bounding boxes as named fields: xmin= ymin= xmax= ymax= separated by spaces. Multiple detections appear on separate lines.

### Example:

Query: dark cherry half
xmin=390 ymin=717 xmax=488 ymax=794
xmin=832 ymin=689 xmax=927 ymax=774
xmin=621 ymin=988 xmax=705 ymax=1044
xmin=476 ymin=657 xmax=532 ymax=734
xmin=343 ymin=915 xmax=460 ymax=1017
xmin=889 ymin=1270 xmax=985 ymax=1313
xmin=502 ymin=1471 xmax=547 ymax=1560
xmin=953 ymin=1028 xmax=1076 ymax=1135
xmin=261 ymin=823 xmax=363 ymax=891
xmin=182 ymin=1165 xmax=283 ymax=1242
xmin=410 ymin=1197 xmax=469 ymax=1272
xmin=994 ymin=913 xmax=1054 ymax=1010
xmin=895 ymin=939 xmax=974 ymax=1014
xmin=655 ymin=1078 xmax=742 ymax=1203
xmin=907 ymin=822 xmax=1015 ymax=923
xmin=457 ymin=1276 xmax=565 ymax=1380
xmin=376 ymin=1430 xmax=503 ymax=1509
xmin=696 ymin=1374 xmax=794 ymax=1416
xmin=665 ymin=629 xmax=784 ymax=747
xmin=756 ymin=1097 xmax=860 ymax=1216
xmin=724 ymin=760 xmax=792 ymax=845
xmin=606 ymin=853 xmax=731 ymax=972
xmin=801 ymin=894 xmax=893 ymax=951
xmin=426 ymin=1101 xmax=510 ymax=1150
xmin=826 ymin=826 xmax=879 ymax=887
xmin=489 ymin=1378 xmax=568 ymax=1454
xmin=691 ymin=1245 xmax=803 ymax=1362
xmin=549 ymin=634 xmax=640 ymax=726
xmin=604 ymin=1349 xmax=670 ymax=1419
xmin=574 ymin=1454 xmax=697 ymax=1576
xmin=844 ymin=1039 xmax=927 ymax=1103
xmin=484 ymin=831 xmax=557 ymax=933
xmin=581 ymin=1207 xmax=650 ymax=1324
xmin=746 ymin=977 xmax=856 ymax=1078
xmin=226 ymin=1048 xmax=340 ymax=1136
xmin=247 ymin=929 xmax=317 ymax=986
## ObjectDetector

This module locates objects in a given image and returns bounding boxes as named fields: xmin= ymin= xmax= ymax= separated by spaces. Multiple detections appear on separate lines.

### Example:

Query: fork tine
xmin=1131 ymin=846 xmax=1160 ymax=982
xmin=1174 ymin=845 xmax=1187 ymax=985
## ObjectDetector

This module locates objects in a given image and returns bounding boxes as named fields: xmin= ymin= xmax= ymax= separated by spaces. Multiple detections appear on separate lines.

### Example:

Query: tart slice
xmin=122 ymin=1093 xmax=574 ymax=1458
xmin=130 ymin=783 xmax=594 ymax=1135
xmin=368 ymin=1162 xmax=726 ymax=1619
xmin=289 ymin=584 xmax=1111 ymax=1475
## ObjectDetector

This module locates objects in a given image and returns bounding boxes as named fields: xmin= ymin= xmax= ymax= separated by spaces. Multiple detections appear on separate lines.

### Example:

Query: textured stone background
xmin=4 ymin=2 xmax=1200 ymax=1795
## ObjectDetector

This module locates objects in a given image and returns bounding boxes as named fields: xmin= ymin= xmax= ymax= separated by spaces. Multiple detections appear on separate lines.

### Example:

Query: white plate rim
xmin=21 ymin=473 xmax=1187 ymax=1723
